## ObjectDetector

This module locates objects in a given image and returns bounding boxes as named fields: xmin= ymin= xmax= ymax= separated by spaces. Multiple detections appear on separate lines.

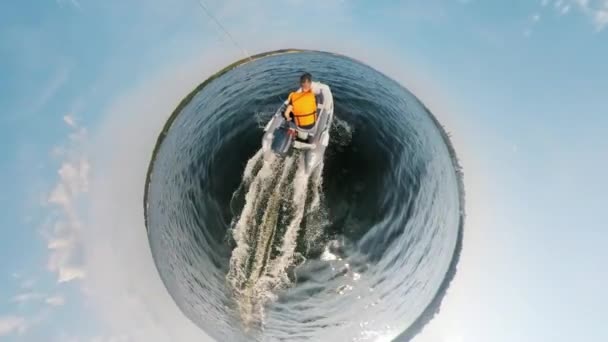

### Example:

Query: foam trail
xmin=249 ymin=155 xmax=295 ymax=280
xmin=228 ymin=155 xmax=277 ymax=291
xmin=242 ymin=149 xmax=263 ymax=184
xmin=265 ymin=162 xmax=309 ymax=281
xmin=226 ymin=150 xmax=327 ymax=327
xmin=308 ymin=162 xmax=324 ymax=213
xmin=303 ymin=163 xmax=326 ymax=252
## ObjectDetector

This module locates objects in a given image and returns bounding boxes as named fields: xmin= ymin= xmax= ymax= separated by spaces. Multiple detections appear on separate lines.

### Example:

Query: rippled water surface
xmin=145 ymin=50 xmax=464 ymax=341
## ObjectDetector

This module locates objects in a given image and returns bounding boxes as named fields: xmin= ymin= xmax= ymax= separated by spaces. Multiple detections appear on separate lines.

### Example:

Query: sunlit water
xmin=145 ymin=50 xmax=464 ymax=341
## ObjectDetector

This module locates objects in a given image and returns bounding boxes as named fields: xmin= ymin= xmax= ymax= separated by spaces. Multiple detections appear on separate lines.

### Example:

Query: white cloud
xmin=58 ymin=267 xmax=86 ymax=283
xmin=595 ymin=7 xmax=608 ymax=28
xmin=48 ymin=237 xmax=74 ymax=249
xmin=45 ymin=295 xmax=66 ymax=307
xmin=10 ymin=293 xmax=66 ymax=307
xmin=567 ymin=0 xmax=608 ymax=29
xmin=0 ymin=316 xmax=27 ymax=336
xmin=534 ymin=0 xmax=608 ymax=30
xmin=58 ymin=160 xmax=90 ymax=196
xmin=45 ymin=118 xmax=89 ymax=284
xmin=11 ymin=292 xmax=45 ymax=304
xmin=64 ymin=115 xmax=76 ymax=127
xmin=48 ymin=184 xmax=70 ymax=209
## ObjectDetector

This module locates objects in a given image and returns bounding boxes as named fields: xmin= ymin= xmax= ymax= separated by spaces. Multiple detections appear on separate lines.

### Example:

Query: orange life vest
xmin=289 ymin=90 xmax=317 ymax=127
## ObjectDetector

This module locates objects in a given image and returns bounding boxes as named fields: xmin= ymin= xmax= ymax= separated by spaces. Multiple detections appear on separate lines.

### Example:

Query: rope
xmin=194 ymin=0 xmax=254 ymax=62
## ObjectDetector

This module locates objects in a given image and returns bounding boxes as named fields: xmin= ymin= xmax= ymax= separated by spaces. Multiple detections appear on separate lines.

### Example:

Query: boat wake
xmin=227 ymin=149 xmax=327 ymax=328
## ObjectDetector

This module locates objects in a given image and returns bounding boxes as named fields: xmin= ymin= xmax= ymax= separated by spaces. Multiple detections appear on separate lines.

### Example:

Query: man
xmin=283 ymin=72 xmax=333 ymax=130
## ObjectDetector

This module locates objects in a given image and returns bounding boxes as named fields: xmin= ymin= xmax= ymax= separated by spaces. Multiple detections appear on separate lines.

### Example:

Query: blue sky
xmin=1 ymin=0 xmax=607 ymax=341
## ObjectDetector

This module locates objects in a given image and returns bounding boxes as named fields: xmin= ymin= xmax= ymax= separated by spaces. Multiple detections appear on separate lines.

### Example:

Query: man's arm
xmin=284 ymin=105 xmax=293 ymax=121
xmin=283 ymin=93 xmax=293 ymax=121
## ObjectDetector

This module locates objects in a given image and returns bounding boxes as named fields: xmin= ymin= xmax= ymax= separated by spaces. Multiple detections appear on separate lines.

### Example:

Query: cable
xmin=194 ymin=0 xmax=253 ymax=62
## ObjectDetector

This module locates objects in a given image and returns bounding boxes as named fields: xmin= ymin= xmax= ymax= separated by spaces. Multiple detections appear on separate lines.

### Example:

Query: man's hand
xmin=284 ymin=105 xmax=293 ymax=121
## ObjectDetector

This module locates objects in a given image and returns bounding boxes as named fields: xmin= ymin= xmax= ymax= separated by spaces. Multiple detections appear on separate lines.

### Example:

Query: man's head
xmin=300 ymin=72 xmax=312 ymax=92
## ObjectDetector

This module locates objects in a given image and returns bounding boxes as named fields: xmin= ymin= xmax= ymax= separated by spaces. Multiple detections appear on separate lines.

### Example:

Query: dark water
xmin=145 ymin=51 xmax=464 ymax=341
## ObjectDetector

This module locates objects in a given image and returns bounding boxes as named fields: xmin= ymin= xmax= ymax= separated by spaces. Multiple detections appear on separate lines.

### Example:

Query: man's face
xmin=301 ymin=80 xmax=312 ymax=92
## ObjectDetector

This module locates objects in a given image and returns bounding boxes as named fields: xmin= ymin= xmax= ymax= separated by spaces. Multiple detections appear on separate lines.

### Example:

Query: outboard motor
xmin=271 ymin=124 xmax=296 ymax=156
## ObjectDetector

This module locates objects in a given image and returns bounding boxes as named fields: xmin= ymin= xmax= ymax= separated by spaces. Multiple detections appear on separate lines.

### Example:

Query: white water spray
xmin=226 ymin=149 xmax=326 ymax=327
